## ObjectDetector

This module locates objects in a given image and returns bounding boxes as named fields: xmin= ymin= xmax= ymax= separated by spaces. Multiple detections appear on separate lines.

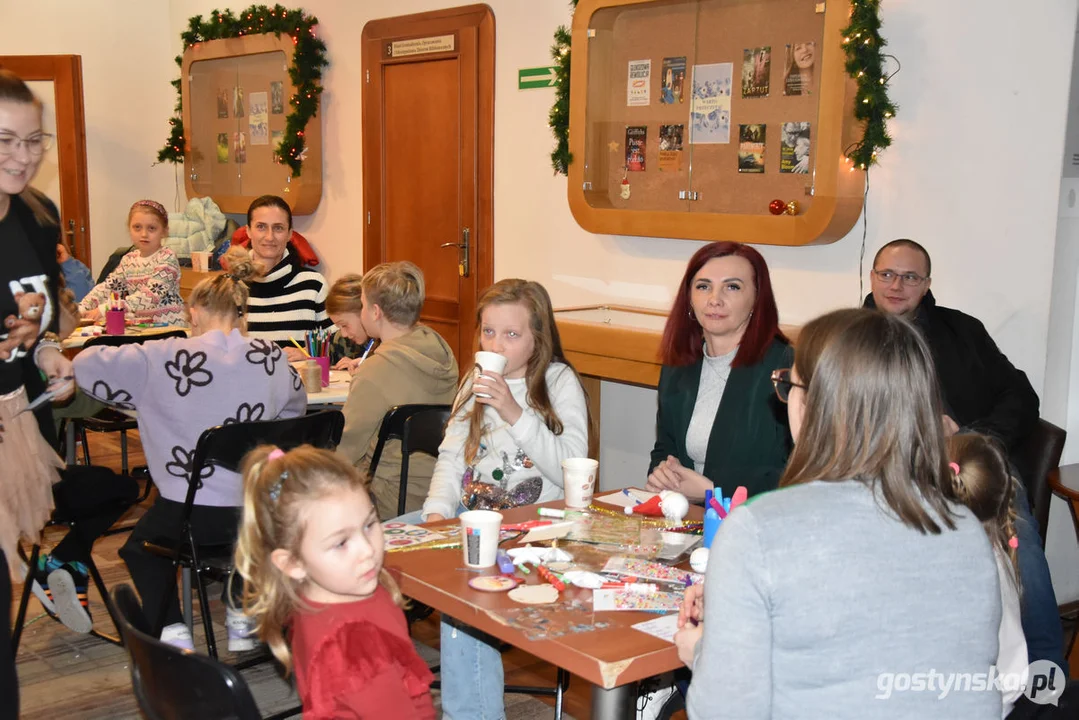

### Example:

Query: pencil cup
xmin=460 ymin=510 xmax=503 ymax=568
xmin=105 ymin=309 xmax=125 ymax=335
xmin=301 ymin=361 xmax=322 ymax=394
xmin=562 ymin=458 xmax=598 ymax=508
xmin=473 ymin=351 xmax=507 ymax=398
xmin=313 ymin=356 xmax=330 ymax=387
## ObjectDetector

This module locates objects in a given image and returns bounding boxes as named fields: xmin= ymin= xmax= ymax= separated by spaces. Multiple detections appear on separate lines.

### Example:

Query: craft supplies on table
xmin=602 ymin=556 xmax=702 ymax=587
xmin=381 ymin=522 xmax=447 ymax=550
xmin=631 ymin=614 xmax=680 ymax=643
xmin=592 ymin=589 xmax=681 ymax=613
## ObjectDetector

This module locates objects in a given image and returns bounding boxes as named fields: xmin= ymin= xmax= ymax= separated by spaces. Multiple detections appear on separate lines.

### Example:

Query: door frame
xmin=0 ymin=55 xmax=92 ymax=265
xmin=361 ymin=4 xmax=495 ymax=361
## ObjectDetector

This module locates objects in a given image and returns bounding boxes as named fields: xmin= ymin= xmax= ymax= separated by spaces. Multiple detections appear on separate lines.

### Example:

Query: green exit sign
xmin=518 ymin=66 xmax=559 ymax=90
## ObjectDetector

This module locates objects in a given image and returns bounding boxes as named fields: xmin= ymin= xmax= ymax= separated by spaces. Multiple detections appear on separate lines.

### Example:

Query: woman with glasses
xmin=0 ymin=69 xmax=73 ymax=718
xmin=647 ymin=241 xmax=792 ymax=502
xmin=675 ymin=308 xmax=1002 ymax=718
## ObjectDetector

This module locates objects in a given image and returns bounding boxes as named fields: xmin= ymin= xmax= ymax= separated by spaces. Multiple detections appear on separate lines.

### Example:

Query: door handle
xmin=440 ymin=228 xmax=470 ymax=277
xmin=66 ymin=219 xmax=76 ymax=239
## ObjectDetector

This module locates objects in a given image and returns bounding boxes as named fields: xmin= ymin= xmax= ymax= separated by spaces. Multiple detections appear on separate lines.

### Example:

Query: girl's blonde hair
xmin=0 ymin=70 xmax=55 ymax=227
xmin=188 ymin=246 xmax=263 ymax=331
xmin=327 ymin=273 xmax=363 ymax=316
xmin=455 ymin=279 xmax=590 ymax=465
xmin=361 ymin=261 xmax=424 ymax=326
xmin=946 ymin=433 xmax=1022 ymax=591
xmin=233 ymin=444 xmax=404 ymax=672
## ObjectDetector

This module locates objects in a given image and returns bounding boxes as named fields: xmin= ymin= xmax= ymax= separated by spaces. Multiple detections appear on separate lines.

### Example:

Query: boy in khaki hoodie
xmin=334 ymin=262 xmax=458 ymax=518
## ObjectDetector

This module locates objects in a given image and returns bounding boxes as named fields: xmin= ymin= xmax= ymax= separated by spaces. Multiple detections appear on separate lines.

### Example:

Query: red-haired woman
xmin=647 ymin=242 xmax=792 ymax=501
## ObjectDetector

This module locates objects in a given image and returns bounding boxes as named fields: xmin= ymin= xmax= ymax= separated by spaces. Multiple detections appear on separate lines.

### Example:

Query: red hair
xmin=659 ymin=242 xmax=785 ymax=367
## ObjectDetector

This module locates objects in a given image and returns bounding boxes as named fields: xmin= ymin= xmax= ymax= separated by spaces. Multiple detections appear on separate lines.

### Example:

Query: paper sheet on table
xmin=519 ymin=520 xmax=575 ymax=543
xmin=631 ymin=613 xmax=680 ymax=643
xmin=592 ymin=589 xmax=682 ymax=613
xmin=595 ymin=488 xmax=658 ymax=508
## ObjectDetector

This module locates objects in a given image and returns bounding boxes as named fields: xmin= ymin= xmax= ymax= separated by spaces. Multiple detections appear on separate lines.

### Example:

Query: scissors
xmin=16 ymin=376 xmax=75 ymax=416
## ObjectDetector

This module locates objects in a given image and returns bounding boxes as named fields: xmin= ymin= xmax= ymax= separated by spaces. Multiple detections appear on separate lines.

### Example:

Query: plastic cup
xmin=313 ymin=356 xmax=330 ymax=387
xmin=562 ymin=457 xmax=599 ymax=508
xmin=473 ymin=351 xmax=507 ymax=398
xmin=105 ymin=309 xmax=126 ymax=335
xmin=460 ymin=510 xmax=503 ymax=568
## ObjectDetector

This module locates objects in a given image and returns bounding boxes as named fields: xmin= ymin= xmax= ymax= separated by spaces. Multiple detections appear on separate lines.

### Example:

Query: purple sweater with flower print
xmin=73 ymin=329 xmax=307 ymax=506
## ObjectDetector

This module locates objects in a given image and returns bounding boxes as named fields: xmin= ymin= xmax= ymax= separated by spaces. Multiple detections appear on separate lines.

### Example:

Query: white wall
xmin=2 ymin=0 xmax=179 ymax=276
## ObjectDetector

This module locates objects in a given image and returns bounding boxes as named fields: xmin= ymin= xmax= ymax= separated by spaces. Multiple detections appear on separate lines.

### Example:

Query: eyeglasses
xmin=872 ymin=269 xmax=928 ymax=287
xmin=0 ymin=132 xmax=54 ymax=158
xmin=771 ymin=368 xmax=806 ymax=403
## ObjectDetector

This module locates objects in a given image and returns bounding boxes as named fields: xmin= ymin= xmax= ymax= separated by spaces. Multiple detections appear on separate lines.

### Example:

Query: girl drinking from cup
xmin=79 ymin=199 xmax=186 ymax=327
xmin=234 ymin=445 xmax=435 ymax=719
xmin=419 ymin=278 xmax=589 ymax=720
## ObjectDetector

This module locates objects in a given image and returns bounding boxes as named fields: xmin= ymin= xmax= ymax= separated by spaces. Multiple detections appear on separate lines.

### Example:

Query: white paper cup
xmin=460 ymin=510 xmax=503 ymax=568
xmin=473 ymin=351 xmax=508 ymax=398
xmin=191 ymin=250 xmax=211 ymax=272
xmin=562 ymin=457 xmax=599 ymax=508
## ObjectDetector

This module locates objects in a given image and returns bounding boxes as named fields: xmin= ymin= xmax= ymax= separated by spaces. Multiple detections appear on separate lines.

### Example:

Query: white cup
xmin=459 ymin=509 xmax=503 ymax=568
xmin=473 ymin=351 xmax=508 ymax=398
xmin=562 ymin=457 xmax=599 ymax=508
xmin=191 ymin=250 xmax=212 ymax=272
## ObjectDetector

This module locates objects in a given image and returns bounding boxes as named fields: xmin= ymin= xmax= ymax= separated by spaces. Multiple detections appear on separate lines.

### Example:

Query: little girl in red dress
xmin=234 ymin=446 xmax=434 ymax=719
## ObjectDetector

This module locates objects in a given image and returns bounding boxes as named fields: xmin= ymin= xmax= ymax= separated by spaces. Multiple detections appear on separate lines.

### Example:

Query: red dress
xmin=290 ymin=586 xmax=435 ymax=720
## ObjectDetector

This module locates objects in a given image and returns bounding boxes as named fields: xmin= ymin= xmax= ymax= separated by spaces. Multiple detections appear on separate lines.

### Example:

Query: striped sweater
xmin=247 ymin=249 xmax=334 ymax=346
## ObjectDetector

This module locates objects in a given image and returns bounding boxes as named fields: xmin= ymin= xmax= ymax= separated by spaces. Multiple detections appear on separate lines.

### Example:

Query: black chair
xmin=111 ymin=583 xmax=300 ymax=720
xmin=146 ymin=410 xmax=345 ymax=660
xmin=1013 ymin=418 xmax=1067 ymax=548
xmin=367 ymin=404 xmax=452 ymax=516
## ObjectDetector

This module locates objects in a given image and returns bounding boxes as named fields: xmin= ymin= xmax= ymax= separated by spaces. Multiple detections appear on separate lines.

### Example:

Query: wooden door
xmin=362 ymin=5 xmax=494 ymax=369
xmin=0 ymin=55 xmax=92 ymax=265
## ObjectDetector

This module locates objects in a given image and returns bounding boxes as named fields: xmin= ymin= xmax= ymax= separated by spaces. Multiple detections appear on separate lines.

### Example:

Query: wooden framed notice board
xmin=568 ymin=0 xmax=866 ymax=246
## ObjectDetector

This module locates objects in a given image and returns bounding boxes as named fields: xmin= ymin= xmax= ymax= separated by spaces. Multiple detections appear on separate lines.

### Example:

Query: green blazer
xmin=649 ymin=337 xmax=793 ymax=498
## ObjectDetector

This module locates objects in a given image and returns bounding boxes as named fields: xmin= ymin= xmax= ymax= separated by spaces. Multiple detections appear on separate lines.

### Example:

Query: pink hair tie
xmin=1008 ymin=536 xmax=1019 ymax=549
xmin=132 ymin=199 xmax=167 ymax=217
xmin=948 ymin=462 xmax=960 ymax=476
xmin=268 ymin=448 xmax=286 ymax=461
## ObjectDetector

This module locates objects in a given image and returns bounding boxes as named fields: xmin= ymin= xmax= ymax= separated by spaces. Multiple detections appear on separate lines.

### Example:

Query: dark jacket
xmin=10 ymin=192 xmax=61 ymax=447
xmin=864 ymin=290 xmax=1039 ymax=452
xmin=650 ymin=337 xmax=793 ymax=498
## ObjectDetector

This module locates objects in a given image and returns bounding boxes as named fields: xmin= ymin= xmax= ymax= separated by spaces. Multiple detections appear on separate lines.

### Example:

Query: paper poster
xmin=233 ymin=87 xmax=245 ymax=118
xmin=660 ymin=56 xmax=686 ymax=104
xmin=738 ymin=124 xmax=766 ymax=173
xmin=216 ymin=89 xmax=230 ymax=119
xmin=625 ymin=126 xmax=647 ymax=171
xmin=658 ymin=124 xmax=684 ymax=172
xmin=780 ymin=122 xmax=811 ymax=173
xmin=627 ymin=59 xmax=651 ymax=106
xmin=689 ymin=63 xmax=732 ymax=144
xmin=270 ymin=81 xmax=285 ymax=114
xmin=381 ymin=521 xmax=447 ymax=549
xmin=233 ymin=131 xmax=247 ymax=164
xmin=741 ymin=46 xmax=771 ymax=98
xmin=784 ymin=42 xmax=816 ymax=96
xmin=271 ymin=130 xmax=284 ymax=162
xmin=248 ymin=91 xmax=269 ymax=146
xmin=216 ymin=133 xmax=229 ymax=163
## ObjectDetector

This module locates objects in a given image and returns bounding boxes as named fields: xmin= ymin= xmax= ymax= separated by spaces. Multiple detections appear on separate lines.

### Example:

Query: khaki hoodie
xmin=337 ymin=324 xmax=459 ymax=518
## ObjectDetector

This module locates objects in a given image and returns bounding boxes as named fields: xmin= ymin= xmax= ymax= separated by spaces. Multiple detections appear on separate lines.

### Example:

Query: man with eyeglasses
xmin=863 ymin=238 xmax=1065 ymax=672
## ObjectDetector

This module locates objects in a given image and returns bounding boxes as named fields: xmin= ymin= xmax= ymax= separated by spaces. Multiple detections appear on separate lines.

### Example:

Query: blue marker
xmin=358 ymin=338 xmax=375 ymax=364
xmin=622 ymin=488 xmax=642 ymax=505
xmin=703 ymin=505 xmax=721 ymax=549
xmin=704 ymin=489 xmax=713 ymax=507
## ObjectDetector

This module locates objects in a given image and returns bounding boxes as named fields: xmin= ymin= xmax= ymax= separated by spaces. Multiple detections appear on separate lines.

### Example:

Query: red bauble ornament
xmin=768 ymin=198 xmax=786 ymax=215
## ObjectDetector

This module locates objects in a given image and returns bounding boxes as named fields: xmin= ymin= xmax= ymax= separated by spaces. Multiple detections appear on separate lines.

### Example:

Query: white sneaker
xmin=637 ymin=675 xmax=677 ymax=720
xmin=160 ymin=623 xmax=195 ymax=652
xmin=226 ymin=607 xmax=258 ymax=653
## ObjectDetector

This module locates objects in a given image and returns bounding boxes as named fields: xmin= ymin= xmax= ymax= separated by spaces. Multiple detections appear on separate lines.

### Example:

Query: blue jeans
xmin=1014 ymin=483 xmax=1068 ymax=672
xmin=440 ymin=615 xmax=507 ymax=720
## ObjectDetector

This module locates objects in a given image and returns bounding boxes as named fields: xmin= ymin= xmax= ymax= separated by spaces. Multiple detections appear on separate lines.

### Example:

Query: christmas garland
xmin=549 ymin=1 xmax=577 ymax=176
xmin=841 ymin=0 xmax=896 ymax=169
xmin=157 ymin=4 xmax=328 ymax=177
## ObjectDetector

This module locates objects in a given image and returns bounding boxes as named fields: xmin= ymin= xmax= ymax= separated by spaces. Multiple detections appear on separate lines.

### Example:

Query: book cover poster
xmin=660 ymin=57 xmax=686 ymax=104
xmin=689 ymin=63 xmax=732 ymax=144
xmin=627 ymin=59 xmax=651 ymax=106
xmin=233 ymin=87 xmax=245 ymax=118
xmin=625 ymin=126 xmax=647 ymax=171
xmin=248 ymin=91 xmax=269 ymax=146
xmin=233 ymin=131 xmax=247 ymax=164
xmin=658 ymin=124 xmax=684 ymax=172
xmin=216 ymin=133 xmax=229 ymax=163
xmin=738 ymin=124 xmax=765 ymax=173
xmin=216 ymin=89 xmax=229 ymax=119
xmin=780 ymin=122 xmax=811 ymax=173
xmin=741 ymin=47 xmax=771 ymax=98
xmin=270 ymin=81 xmax=285 ymax=114
xmin=784 ymin=42 xmax=815 ymax=96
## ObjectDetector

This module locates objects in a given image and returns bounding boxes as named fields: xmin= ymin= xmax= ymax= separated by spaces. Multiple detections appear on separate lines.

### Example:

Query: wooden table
xmin=1049 ymin=464 xmax=1079 ymax=545
xmin=385 ymin=500 xmax=704 ymax=719
xmin=62 ymin=325 xmax=189 ymax=350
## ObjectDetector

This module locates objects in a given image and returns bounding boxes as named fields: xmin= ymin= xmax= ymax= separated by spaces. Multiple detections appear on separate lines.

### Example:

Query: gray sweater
xmin=687 ymin=479 xmax=1001 ymax=720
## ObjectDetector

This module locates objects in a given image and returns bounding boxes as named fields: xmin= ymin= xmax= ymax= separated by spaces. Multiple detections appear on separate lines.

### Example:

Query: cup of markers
xmin=105 ymin=292 xmax=126 ymax=335
xmin=703 ymin=486 xmax=748 ymax=549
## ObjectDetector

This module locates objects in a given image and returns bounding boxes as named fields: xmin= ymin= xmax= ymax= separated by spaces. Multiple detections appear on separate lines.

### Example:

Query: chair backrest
xmin=397 ymin=405 xmax=452 ymax=515
xmin=1013 ymin=418 xmax=1067 ymax=548
xmin=83 ymin=329 xmax=187 ymax=348
xmin=367 ymin=403 xmax=452 ymax=480
xmin=181 ymin=409 xmax=345 ymax=511
xmin=110 ymin=583 xmax=262 ymax=720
